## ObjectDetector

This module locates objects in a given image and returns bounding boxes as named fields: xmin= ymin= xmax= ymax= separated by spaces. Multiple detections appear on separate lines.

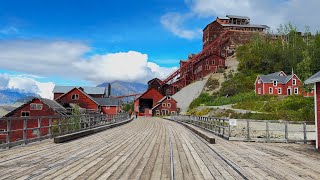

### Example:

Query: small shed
xmin=305 ymin=71 xmax=320 ymax=149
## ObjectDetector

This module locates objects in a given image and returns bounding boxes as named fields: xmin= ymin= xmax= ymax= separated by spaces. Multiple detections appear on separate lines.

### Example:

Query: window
xmin=293 ymin=79 xmax=296 ymax=85
xmin=105 ymin=106 xmax=110 ymax=109
xmin=278 ymin=88 xmax=282 ymax=94
xmin=167 ymin=103 xmax=171 ymax=108
xmin=258 ymin=79 xmax=261 ymax=84
xmin=273 ymin=81 xmax=277 ymax=86
xmin=162 ymin=103 xmax=166 ymax=107
xmin=167 ymin=96 xmax=171 ymax=100
xmin=258 ymin=88 xmax=261 ymax=94
xmin=30 ymin=103 xmax=43 ymax=110
xmin=212 ymin=60 xmax=215 ymax=65
xmin=294 ymin=88 xmax=299 ymax=94
xmin=21 ymin=111 xmax=30 ymax=117
xmin=205 ymin=65 xmax=210 ymax=70
xmin=269 ymin=87 xmax=273 ymax=94
xmin=71 ymin=94 xmax=79 ymax=100
xmin=171 ymin=111 xmax=175 ymax=115
xmin=206 ymin=60 xmax=209 ymax=65
xmin=156 ymin=110 xmax=160 ymax=115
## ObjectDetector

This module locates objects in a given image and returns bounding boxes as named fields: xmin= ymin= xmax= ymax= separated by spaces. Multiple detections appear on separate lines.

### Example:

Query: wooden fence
xmin=171 ymin=115 xmax=316 ymax=143
xmin=0 ymin=113 xmax=129 ymax=149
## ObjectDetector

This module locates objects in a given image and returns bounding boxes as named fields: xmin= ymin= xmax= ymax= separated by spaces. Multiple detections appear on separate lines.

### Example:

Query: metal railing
xmin=0 ymin=113 xmax=129 ymax=149
xmin=171 ymin=115 xmax=316 ymax=143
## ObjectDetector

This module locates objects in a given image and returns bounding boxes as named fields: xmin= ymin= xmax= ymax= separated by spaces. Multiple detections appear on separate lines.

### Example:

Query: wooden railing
xmin=0 ymin=113 xmax=130 ymax=149
xmin=171 ymin=115 xmax=316 ymax=143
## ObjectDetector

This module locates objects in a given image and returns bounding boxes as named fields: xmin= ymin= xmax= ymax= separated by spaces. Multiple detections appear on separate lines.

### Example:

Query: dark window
xmin=30 ymin=103 xmax=43 ymax=110
xmin=72 ymin=94 xmax=79 ymax=100
xmin=21 ymin=111 xmax=30 ymax=117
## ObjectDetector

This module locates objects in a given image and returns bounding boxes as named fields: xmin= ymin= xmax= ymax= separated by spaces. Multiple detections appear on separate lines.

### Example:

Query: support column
xmin=315 ymin=83 xmax=319 ymax=149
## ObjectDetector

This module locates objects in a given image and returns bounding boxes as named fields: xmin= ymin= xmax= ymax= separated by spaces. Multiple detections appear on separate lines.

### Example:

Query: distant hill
xmin=97 ymin=81 xmax=147 ymax=98
xmin=0 ymin=89 xmax=39 ymax=104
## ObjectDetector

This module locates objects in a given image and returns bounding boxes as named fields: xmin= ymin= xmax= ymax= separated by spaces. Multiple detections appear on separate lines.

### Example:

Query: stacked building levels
xmin=161 ymin=15 xmax=270 ymax=91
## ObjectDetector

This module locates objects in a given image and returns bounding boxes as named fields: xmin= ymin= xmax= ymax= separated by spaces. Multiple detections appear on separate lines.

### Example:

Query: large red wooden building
xmin=55 ymin=87 xmax=121 ymax=115
xmin=305 ymin=71 xmax=320 ymax=149
xmin=0 ymin=98 xmax=68 ymax=143
xmin=151 ymin=96 xmax=178 ymax=116
xmin=160 ymin=15 xmax=269 ymax=91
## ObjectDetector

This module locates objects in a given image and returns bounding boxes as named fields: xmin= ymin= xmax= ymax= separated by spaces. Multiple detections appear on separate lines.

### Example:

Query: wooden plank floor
xmin=0 ymin=117 xmax=320 ymax=180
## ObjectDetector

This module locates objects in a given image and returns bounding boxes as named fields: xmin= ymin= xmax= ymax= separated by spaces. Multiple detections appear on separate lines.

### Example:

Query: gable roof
xmin=135 ymin=88 xmax=163 ymax=102
xmin=226 ymin=15 xmax=250 ymax=19
xmin=5 ymin=97 xmax=68 ymax=117
xmin=259 ymin=75 xmax=292 ymax=84
xmin=53 ymin=85 xmax=106 ymax=95
xmin=151 ymin=96 xmax=176 ymax=110
xmin=305 ymin=71 xmax=320 ymax=84
xmin=55 ymin=87 xmax=99 ymax=105
xmin=93 ymin=98 xmax=120 ymax=106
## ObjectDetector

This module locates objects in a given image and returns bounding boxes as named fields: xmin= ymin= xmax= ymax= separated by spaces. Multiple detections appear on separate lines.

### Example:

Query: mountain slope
xmin=0 ymin=89 xmax=39 ymax=104
xmin=97 ymin=81 xmax=147 ymax=97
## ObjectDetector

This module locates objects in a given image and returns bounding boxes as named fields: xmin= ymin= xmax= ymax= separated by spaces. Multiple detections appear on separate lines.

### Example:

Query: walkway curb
xmin=163 ymin=118 xmax=215 ymax=144
xmin=54 ymin=118 xmax=134 ymax=143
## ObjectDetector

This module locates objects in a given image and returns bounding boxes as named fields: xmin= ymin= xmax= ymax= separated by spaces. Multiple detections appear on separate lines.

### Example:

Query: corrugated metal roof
xmin=39 ymin=98 xmax=68 ymax=115
xmin=221 ymin=24 xmax=269 ymax=29
xmin=226 ymin=15 xmax=250 ymax=19
xmin=305 ymin=71 xmax=320 ymax=84
xmin=218 ymin=17 xmax=230 ymax=20
xmin=259 ymin=74 xmax=292 ymax=84
xmin=53 ymin=85 xmax=106 ymax=95
xmin=93 ymin=98 xmax=119 ymax=106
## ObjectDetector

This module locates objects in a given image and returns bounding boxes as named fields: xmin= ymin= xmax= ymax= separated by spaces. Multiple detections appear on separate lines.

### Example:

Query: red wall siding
xmin=255 ymin=77 xmax=264 ymax=95
xmin=101 ymin=106 xmax=120 ymax=115
xmin=139 ymin=89 xmax=164 ymax=107
xmin=0 ymin=99 xmax=57 ymax=143
xmin=56 ymin=88 xmax=98 ymax=110
xmin=153 ymin=98 xmax=177 ymax=116
xmin=54 ymin=93 xmax=64 ymax=100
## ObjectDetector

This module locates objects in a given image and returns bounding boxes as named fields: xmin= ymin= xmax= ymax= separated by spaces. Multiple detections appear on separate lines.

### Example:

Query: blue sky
xmin=0 ymin=0 xmax=319 ymax=98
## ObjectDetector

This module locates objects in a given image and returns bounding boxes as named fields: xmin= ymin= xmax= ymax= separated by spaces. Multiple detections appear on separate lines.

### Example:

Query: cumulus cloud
xmin=0 ymin=74 xmax=55 ymax=99
xmin=0 ymin=40 xmax=178 ymax=97
xmin=162 ymin=0 xmax=320 ymax=36
xmin=160 ymin=13 xmax=202 ymax=39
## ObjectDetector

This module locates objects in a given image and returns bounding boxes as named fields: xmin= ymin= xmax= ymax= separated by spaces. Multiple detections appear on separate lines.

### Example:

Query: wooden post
xmin=6 ymin=119 xmax=11 ymax=148
xmin=66 ymin=116 xmax=69 ymax=133
xmin=285 ymin=122 xmax=288 ymax=142
xmin=38 ymin=118 xmax=42 ymax=141
xmin=228 ymin=120 xmax=231 ymax=139
xmin=49 ymin=116 xmax=53 ymax=138
xmin=59 ymin=115 xmax=62 ymax=135
xmin=23 ymin=118 xmax=27 ymax=145
xmin=266 ymin=121 xmax=270 ymax=143
xmin=303 ymin=122 xmax=307 ymax=144
xmin=222 ymin=119 xmax=225 ymax=137
xmin=247 ymin=120 xmax=250 ymax=140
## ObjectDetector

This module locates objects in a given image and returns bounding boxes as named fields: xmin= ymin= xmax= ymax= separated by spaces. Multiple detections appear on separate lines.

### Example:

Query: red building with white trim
xmin=134 ymin=88 xmax=164 ymax=116
xmin=0 ymin=98 xmax=68 ymax=143
xmin=255 ymin=71 xmax=313 ymax=96
xmin=305 ymin=71 xmax=320 ymax=149
xmin=151 ymin=96 xmax=178 ymax=116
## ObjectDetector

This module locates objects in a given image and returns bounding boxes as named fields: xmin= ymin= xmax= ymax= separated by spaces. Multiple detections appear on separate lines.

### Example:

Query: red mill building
xmin=160 ymin=15 xmax=269 ymax=91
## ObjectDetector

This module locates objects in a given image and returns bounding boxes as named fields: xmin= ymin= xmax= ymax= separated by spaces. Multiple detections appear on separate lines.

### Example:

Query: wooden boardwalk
xmin=0 ymin=117 xmax=320 ymax=180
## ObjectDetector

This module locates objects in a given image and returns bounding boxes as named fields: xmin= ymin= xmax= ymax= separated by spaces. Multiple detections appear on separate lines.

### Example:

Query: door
xmin=287 ymin=88 xmax=291 ymax=95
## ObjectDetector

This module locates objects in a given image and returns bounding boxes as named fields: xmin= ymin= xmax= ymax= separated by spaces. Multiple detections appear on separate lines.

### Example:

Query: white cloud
xmin=162 ymin=0 xmax=320 ymax=36
xmin=0 ymin=26 xmax=19 ymax=35
xmin=0 ymin=40 xmax=178 ymax=95
xmin=160 ymin=13 xmax=202 ymax=39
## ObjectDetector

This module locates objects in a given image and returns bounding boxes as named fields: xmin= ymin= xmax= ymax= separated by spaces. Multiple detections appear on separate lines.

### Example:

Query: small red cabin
xmin=0 ymin=98 xmax=67 ymax=143
xmin=305 ymin=71 xmax=320 ymax=149
xmin=151 ymin=96 xmax=177 ymax=116
xmin=255 ymin=71 xmax=313 ymax=96
xmin=134 ymin=88 xmax=164 ymax=116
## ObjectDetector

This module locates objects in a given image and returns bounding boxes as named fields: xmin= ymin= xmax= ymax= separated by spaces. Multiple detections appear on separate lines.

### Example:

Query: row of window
xmin=258 ymin=79 xmax=297 ymax=86
xmin=155 ymin=110 xmax=175 ymax=116
xmin=257 ymin=87 xmax=299 ymax=95
xmin=162 ymin=103 xmax=171 ymax=108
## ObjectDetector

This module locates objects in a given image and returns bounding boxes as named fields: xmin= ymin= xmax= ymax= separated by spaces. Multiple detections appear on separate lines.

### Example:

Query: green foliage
xmin=219 ymin=72 xmax=257 ymax=96
xmin=123 ymin=102 xmax=134 ymax=112
xmin=189 ymin=93 xmax=213 ymax=109
xmin=52 ymin=105 xmax=81 ymax=135
xmin=205 ymin=77 xmax=220 ymax=91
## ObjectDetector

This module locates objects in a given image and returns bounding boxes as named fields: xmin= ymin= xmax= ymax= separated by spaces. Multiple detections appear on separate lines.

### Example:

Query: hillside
xmin=97 ymin=81 xmax=147 ymax=97
xmin=0 ymin=89 xmax=39 ymax=104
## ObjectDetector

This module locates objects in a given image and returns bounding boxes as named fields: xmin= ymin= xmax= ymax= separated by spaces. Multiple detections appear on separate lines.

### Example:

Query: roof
xmin=305 ymin=71 xmax=320 ymax=84
xmin=53 ymin=85 xmax=106 ymax=95
xmin=147 ymin=78 xmax=162 ymax=85
xmin=259 ymin=75 xmax=292 ymax=84
xmin=55 ymin=87 xmax=99 ymax=106
xmin=5 ymin=97 xmax=68 ymax=117
xmin=93 ymin=98 xmax=119 ymax=106
xmin=217 ymin=17 xmax=230 ymax=20
xmin=221 ymin=24 xmax=269 ymax=29
xmin=267 ymin=71 xmax=285 ymax=76
xmin=226 ymin=15 xmax=250 ymax=19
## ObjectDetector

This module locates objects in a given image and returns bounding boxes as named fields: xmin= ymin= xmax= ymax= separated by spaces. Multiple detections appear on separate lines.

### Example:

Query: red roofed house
xmin=255 ymin=71 xmax=313 ymax=96
xmin=305 ymin=71 xmax=320 ymax=149
xmin=134 ymin=88 xmax=164 ymax=116
xmin=55 ymin=87 xmax=121 ymax=115
xmin=0 ymin=97 xmax=68 ymax=143
xmin=151 ymin=96 xmax=178 ymax=116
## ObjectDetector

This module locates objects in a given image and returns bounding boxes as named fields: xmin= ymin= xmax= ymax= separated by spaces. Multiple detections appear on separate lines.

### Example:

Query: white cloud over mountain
xmin=162 ymin=0 xmax=320 ymax=39
xmin=0 ymin=40 xmax=177 ymax=99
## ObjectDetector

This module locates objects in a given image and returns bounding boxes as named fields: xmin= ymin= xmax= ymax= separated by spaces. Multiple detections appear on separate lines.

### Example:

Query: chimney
xmin=108 ymin=83 xmax=111 ymax=97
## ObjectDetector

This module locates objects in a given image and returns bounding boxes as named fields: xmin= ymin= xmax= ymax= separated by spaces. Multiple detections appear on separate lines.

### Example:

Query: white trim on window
xmin=167 ymin=96 xmax=171 ymax=100
xmin=269 ymin=87 xmax=273 ymax=94
xmin=30 ymin=103 xmax=43 ymax=110
xmin=273 ymin=80 xmax=277 ymax=86
xmin=167 ymin=103 xmax=171 ymax=108
xmin=71 ymin=94 xmax=79 ymax=100
xmin=278 ymin=88 xmax=282 ymax=94
xmin=293 ymin=79 xmax=297 ymax=85
xmin=294 ymin=87 xmax=299 ymax=94
xmin=162 ymin=103 xmax=166 ymax=107
xmin=21 ymin=111 xmax=30 ymax=117
xmin=258 ymin=88 xmax=261 ymax=94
